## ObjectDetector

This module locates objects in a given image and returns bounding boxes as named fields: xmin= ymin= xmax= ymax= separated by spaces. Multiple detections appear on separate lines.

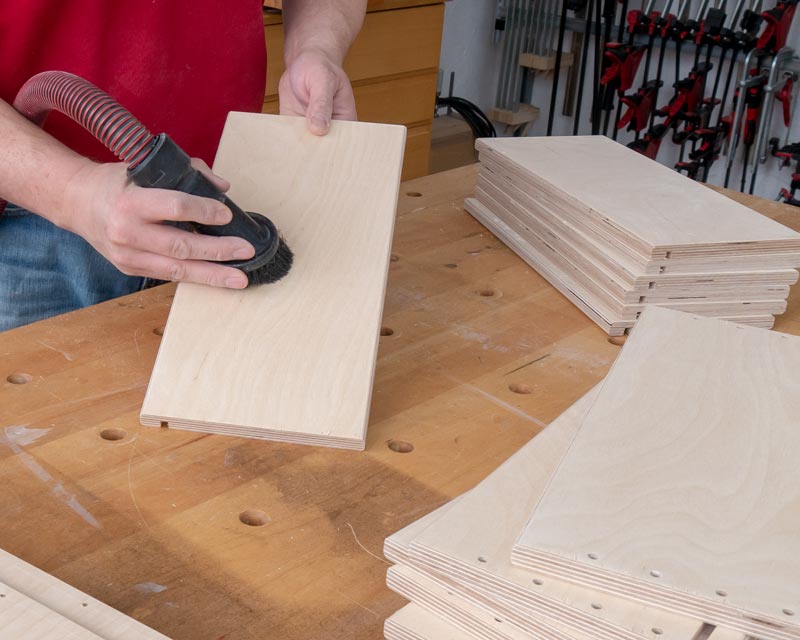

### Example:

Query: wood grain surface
xmin=477 ymin=137 xmax=800 ymax=256
xmin=141 ymin=114 xmax=406 ymax=449
xmin=1 ymin=165 xmax=799 ymax=639
xmin=514 ymin=306 xmax=800 ymax=639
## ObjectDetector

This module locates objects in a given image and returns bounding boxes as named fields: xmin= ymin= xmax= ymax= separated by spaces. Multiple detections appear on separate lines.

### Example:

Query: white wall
xmin=438 ymin=0 xmax=800 ymax=199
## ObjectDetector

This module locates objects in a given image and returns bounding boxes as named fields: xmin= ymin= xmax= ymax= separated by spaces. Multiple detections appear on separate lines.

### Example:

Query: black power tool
xmin=129 ymin=133 xmax=293 ymax=285
xmin=8 ymin=71 xmax=293 ymax=286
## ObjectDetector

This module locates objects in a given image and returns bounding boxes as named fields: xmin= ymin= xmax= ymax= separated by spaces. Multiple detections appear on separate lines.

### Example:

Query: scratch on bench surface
xmin=452 ymin=378 xmax=547 ymax=428
xmin=345 ymin=522 xmax=389 ymax=566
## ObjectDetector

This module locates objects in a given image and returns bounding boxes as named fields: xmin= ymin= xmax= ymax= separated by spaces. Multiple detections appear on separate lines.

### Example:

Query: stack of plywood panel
xmin=464 ymin=135 xmax=800 ymax=336
xmin=384 ymin=306 xmax=800 ymax=640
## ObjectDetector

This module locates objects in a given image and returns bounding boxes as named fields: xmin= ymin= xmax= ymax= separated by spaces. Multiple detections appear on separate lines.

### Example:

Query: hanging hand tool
xmin=599 ymin=43 xmax=647 ymax=133
xmin=757 ymin=0 xmax=799 ymax=52
xmin=771 ymin=141 xmax=800 ymax=204
xmin=723 ymin=47 xmax=769 ymax=188
xmin=714 ymin=0 xmax=765 ymax=129
xmin=547 ymin=0 xmax=573 ymax=134
xmin=749 ymin=47 xmax=797 ymax=193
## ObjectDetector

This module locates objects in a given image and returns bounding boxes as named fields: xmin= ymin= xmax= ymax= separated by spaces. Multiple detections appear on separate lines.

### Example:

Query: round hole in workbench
xmin=716 ymin=589 xmax=728 ymax=597
xmin=100 ymin=428 xmax=127 ymax=442
xmin=387 ymin=440 xmax=414 ymax=454
xmin=153 ymin=327 xmax=164 ymax=336
xmin=380 ymin=326 xmax=394 ymax=337
xmin=587 ymin=553 xmax=599 ymax=560
xmin=478 ymin=289 xmax=495 ymax=297
xmin=477 ymin=556 xmax=488 ymax=563
xmin=390 ymin=254 xmax=400 ymax=262
xmin=494 ymin=618 xmax=503 ymax=623
xmin=652 ymin=628 xmax=663 ymax=635
xmin=444 ymin=263 xmax=458 ymax=269
xmin=532 ymin=578 xmax=544 ymax=586
xmin=607 ymin=335 xmax=627 ymax=346
xmin=6 ymin=373 xmax=32 ymax=385
xmin=406 ymin=191 xmax=422 ymax=198
xmin=784 ymin=609 xmax=796 ymax=617
xmin=509 ymin=383 xmax=533 ymax=395
xmin=81 ymin=602 xmax=88 ymax=607
xmin=591 ymin=603 xmax=603 ymax=610
xmin=650 ymin=570 xmax=662 ymax=578
xmin=239 ymin=509 xmax=270 ymax=527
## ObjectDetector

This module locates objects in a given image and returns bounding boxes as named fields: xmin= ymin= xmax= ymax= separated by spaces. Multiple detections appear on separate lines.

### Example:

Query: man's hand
xmin=278 ymin=49 xmax=357 ymax=135
xmin=61 ymin=160 xmax=254 ymax=288
xmin=280 ymin=0 xmax=366 ymax=135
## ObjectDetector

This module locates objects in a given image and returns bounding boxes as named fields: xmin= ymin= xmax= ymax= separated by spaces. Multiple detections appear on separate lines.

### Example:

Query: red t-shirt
xmin=0 ymin=1 xmax=267 ymax=165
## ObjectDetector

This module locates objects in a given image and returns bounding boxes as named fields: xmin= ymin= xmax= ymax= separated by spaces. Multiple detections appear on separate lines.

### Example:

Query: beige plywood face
xmin=477 ymin=136 xmax=800 ymax=255
xmin=514 ymin=306 xmax=800 ymax=639
xmin=141 ymin=113 xmax=406 ymax=449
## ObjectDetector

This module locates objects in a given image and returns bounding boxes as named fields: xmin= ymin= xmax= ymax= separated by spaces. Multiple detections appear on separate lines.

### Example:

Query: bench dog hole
xmin=239 ymin=509 xmax=270 ymax=527
xmin=380 ymin=326 xmax=394 ymax=337
xmin=6 ymin=373 xmax=32 ymax=385
xmin=509 ymin=383 xmax=533 ymax=395
xmin=387 ymin=440 xmax=414 ymax=453
xmin=406 ymin=191 xmax=422 ymax=197
xmin=100 ymin=428 xmax=127 ymax=442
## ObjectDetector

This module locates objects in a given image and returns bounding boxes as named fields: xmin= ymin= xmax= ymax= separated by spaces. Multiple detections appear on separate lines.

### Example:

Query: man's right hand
xmin=61 ymin=160 xmax=254 ymax=288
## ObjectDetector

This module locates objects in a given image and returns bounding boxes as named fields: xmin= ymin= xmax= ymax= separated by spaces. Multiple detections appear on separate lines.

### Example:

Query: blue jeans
xmin=0 ymin=204 xmax=146 ymax=331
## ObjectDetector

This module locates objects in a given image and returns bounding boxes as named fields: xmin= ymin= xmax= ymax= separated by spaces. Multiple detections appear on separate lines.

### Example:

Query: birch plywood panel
xmin=385 ymin=604 xmax=474 ymax=640
xmin=0 ymin=581 xmax=101 ymax=639
xmin=0 ymin=550 xmax=168 ymax=640
xmin=387 ymin=388 xmax=708 ymax=640
xmin=141 ymin=113 xmax=406 ymax=449
xmin=476 ymin=136 xmax=800 ymax=257
xmin=513 ymin=307 xmax=800 ymax=639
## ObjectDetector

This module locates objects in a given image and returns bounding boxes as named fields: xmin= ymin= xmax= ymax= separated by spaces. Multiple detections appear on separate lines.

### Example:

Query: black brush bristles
xmin=245 ymin=237 xmax=294 ymax=286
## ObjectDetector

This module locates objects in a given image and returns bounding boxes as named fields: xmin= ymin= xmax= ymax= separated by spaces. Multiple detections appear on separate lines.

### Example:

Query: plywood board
xmin=0 ymin=581 xmax=101 ymax=639
xmin=513 ymin=306 xmax=800 ymax=640
xmin=385 ymin=603 xmax=475 ymax=640
xmin=0 ymin=549 xmax=168 ymax=640
xmin=141 ymin=113 xmax=406 ymax=449
xmin=387 ymin=387 xmax=709 ymax=640
xmin=476 ymin=136 xmax=800 ymax=258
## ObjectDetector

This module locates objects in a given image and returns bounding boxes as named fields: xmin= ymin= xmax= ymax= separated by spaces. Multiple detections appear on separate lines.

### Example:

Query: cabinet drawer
xmin=264 ymin=4 xmax=444 ymax=99
xmin=263 ymin=71 xmax=437 ymax=126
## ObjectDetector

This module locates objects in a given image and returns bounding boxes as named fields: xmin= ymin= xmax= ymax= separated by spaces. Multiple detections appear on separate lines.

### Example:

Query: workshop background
xmin=433 ymin=0 xmax=799 ymax=200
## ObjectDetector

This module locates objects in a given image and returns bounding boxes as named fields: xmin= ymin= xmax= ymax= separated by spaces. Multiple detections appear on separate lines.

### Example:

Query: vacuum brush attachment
xmin=128 ymin=133 xmax=293 ymax=286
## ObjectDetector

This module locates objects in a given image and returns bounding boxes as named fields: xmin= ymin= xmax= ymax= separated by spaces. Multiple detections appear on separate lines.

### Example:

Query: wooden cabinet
xmin=262 ymin=1 xmax=444 ymax=180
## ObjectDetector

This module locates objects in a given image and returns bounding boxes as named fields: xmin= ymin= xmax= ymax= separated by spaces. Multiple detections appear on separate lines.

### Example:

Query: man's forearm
xmin=282 ymin=0 xmax=367 ymax=66
xmin=0 ymin=99 xmax=91 ymax=227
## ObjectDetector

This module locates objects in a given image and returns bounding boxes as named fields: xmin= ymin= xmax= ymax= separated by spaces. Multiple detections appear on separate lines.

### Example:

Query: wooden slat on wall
xmin=141 ymin=113 xmax=406 ymax=449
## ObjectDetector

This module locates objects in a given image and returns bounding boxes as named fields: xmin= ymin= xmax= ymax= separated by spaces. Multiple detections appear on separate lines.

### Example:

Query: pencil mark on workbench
xmin=344 ymin=522 xmax=390 ymax=566
xmin=453 ymin=380 xmax=547 ymax=428
xmin=1 ymin=426 xmax=101 ymax=528
xmin=37 ymin=341 xmax=75 ymax=362
xmin=504 ymin=353 xmax=551 ymax=376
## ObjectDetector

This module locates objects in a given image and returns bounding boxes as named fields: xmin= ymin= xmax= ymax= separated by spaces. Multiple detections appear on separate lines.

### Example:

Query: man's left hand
xmin=278 ymin=49 xmax=357 ymax=136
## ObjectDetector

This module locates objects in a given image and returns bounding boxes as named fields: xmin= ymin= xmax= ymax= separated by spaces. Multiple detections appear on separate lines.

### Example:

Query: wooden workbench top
xmin=1 ymin=165 xmax=799 ymax=639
